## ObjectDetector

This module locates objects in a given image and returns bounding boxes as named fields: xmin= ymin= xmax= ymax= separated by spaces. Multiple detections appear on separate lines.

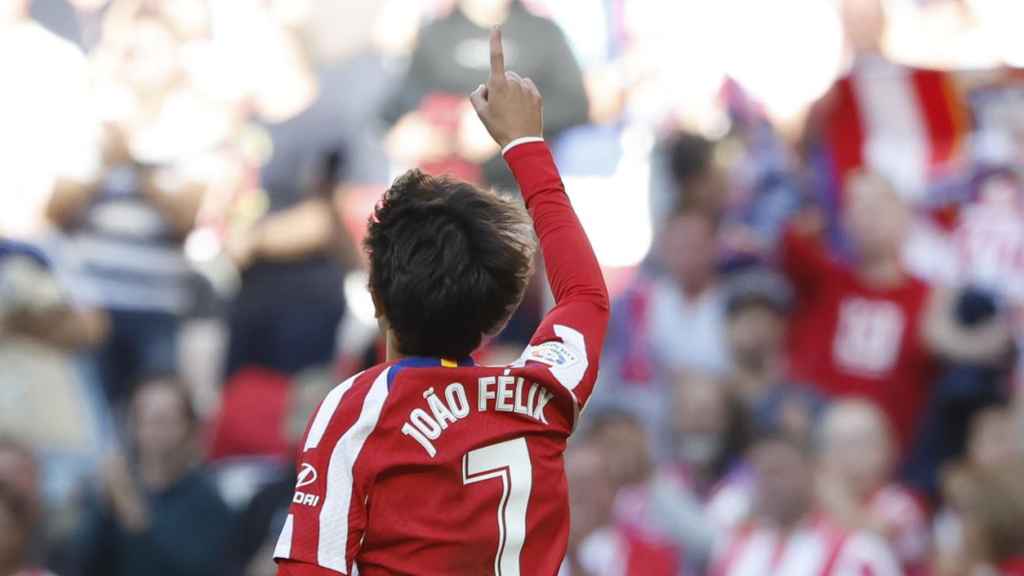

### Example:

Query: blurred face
xmin=119 ymin=18 xmax=181 ymax=92
xmin=726 ymin=304 xmax=785 ymax=371
xmin=594 ymin=418 xmax=651 ymax=487
xmin=821 ymin=405 xmax=891 ymax=498
xmin=661 ymin=212 xmax=717 ymax=293
xmin=968 ymin=409 xmax=1019 ymax=470
xmin=672 ymin=374 xmax=727 ymax=468
xmin=840 ymin=0 xmax=885 ymax=53
xmin=566 ymin=445 xmax=616 ymax=544
xmin=844 ymin=172 xmax=907 ymax=263
xmin=133 ymin=381 xmax=193 ymax=461
xmin=691 ymin=165 xmax=729 ymax=215
xmin=752 ymin=440 xmax=811 ymax=526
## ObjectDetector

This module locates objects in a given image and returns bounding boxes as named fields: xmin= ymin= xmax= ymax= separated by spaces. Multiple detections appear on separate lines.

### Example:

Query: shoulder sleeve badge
xmin=525 ymin=341 xmax=580 ymax=368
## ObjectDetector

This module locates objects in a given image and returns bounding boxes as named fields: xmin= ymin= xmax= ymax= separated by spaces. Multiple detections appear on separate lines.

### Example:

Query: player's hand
xmin=469 ymin=27 xmax=543 ymax=149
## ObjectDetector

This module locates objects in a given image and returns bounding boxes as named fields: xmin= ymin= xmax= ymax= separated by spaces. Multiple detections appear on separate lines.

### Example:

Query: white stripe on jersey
xmin=305 ymin=372 xmax=363 ymax=452
xmin=274 ymin=514 xmax=294 ymax=559
xmin=319 ymin=369 xmax=390 ymax=573
xmin=853 ymin=62 xmax=930 ymax=201
xmin=550 ymin=324 xmax=588 ymax=396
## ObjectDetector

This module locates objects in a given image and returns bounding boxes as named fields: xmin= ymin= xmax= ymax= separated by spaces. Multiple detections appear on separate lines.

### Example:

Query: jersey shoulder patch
xmin=525 ymin=340 xmax=581 ymax=368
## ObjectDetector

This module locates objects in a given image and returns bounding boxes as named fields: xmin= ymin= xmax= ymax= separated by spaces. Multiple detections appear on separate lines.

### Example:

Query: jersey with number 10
xmin=273 ymin=141 xmax=610 ymax=576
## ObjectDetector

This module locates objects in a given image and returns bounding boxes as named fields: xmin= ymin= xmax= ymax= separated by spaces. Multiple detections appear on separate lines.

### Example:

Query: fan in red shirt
xmin=274 ymin=29 xmax=609 ymax=576
xmin=781 ymin=170 xmax=936 ymax=452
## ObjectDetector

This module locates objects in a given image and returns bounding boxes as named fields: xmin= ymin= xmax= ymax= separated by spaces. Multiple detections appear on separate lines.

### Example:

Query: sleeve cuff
xmin=501 ymin=137 xmax=545 ymax=156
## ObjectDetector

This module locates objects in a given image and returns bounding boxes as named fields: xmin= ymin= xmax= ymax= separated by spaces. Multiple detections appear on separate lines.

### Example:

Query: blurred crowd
xmin=1 ymin=0 xmax=1024 ymax=575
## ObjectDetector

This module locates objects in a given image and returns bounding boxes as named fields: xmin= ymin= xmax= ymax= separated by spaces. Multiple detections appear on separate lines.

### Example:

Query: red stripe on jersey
xmin=823 ymin=76 xmax=865 ymax=205
xmin=909 ymin=69 xmax=962 ymax=171
xmin=818 ymin=526 xmax=849 ymax=576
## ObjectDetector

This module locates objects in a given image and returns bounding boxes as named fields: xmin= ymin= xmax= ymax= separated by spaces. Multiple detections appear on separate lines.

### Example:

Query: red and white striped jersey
xmin=711 ymin=516 xmax=903 ymax=576
xmin=273 ymin=141 xmax=609 ymax=576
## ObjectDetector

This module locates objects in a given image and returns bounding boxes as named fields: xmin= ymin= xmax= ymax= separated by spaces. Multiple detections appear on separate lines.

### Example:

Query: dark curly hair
xmin=364 ymin=170 xmax=536 ymax=358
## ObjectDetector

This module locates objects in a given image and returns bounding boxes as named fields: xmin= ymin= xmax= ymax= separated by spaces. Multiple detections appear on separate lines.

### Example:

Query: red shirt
xmin=274 ymin=141 xmax=609 ymax=575
xmin=782 ymin=227 xmax=934 ymax=450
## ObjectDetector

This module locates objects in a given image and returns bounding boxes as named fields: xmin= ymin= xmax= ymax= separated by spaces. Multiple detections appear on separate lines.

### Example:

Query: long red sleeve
xmin=503 ymin=141 xmax=609 ymax=407
xmin=780 ymin=223 xmax=838 ymax=302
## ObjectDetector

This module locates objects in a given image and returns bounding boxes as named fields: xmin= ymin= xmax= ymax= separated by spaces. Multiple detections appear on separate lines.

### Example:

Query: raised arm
xmin=471 ymin=28 xmax=609 ymax=407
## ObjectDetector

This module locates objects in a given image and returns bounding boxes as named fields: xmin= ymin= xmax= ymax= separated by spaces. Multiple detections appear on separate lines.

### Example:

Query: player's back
xmin=277 ymin=353 xmax=583 ymax=576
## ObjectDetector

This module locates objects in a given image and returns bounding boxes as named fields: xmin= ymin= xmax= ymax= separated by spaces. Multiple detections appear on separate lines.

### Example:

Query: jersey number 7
xmin=462 ymin=437 xmax=533 ymax=576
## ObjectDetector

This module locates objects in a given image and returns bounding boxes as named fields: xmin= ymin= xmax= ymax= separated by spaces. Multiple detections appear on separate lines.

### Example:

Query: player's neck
xmin=385 ymin=332 xmax=406 ymax=363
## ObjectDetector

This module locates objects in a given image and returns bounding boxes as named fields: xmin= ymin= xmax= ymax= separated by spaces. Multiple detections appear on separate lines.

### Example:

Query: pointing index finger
xmin=489 ymin=27 xmax=505 ymax=82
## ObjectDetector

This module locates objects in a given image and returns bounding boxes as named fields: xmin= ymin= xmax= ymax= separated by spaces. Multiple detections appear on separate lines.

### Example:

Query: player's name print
xmin=401 ymin=374 xmax=554 ymax=457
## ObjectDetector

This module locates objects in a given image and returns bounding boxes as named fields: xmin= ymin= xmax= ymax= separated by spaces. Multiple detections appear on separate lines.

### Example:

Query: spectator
xmin=0 ymin=239 xmax=111 ymax=549
xmin=664 ymin=373 xmax=752 ymax=571
xmin=586 ymin=409 xmax=652 ymax=494
xmin=907 ymin=283 xmax=1016 ymax=494
xmin=596 ymin=206 xmax=731 ymax=462
xmin=606 ymin=206 xmax=731 ymax=394
xmin=588 ymin=404 xmax=714 ymax=575
xmin=933 ymin=405 xmax=1024 ymax=576
xmin=644 ymin=207 xmax=731 ymax=376
xmin=651 ymin=131 xmax=728 ymax=230
xmin=955 ymin=463 xmax=1024 ymax=576
xmin=711 ymin=430 xmax=902 ymax=576
xmin=381 ymin=0 xmax=587 ymax=188
xmin=46 ymin=10 xmax=207 ymax=406
xmin=722 ymin=267 xmax=824 ymax=438
xmin=560 ymin=441 xmax=678 ymax=576
xmin=223 ymin=19 xmax=355 ymax=379
xmin=74 ymin=377 xmax=230 ymax=576
xmin=669 ymin=373 xmax=749 ymax=489
xmin=816 ymin=400 xmax=930 ymax=574
xmin=722 ymin=269 xmax=790 ymax=403
xmin=781 ymin=170 xmax=934 ymax=454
